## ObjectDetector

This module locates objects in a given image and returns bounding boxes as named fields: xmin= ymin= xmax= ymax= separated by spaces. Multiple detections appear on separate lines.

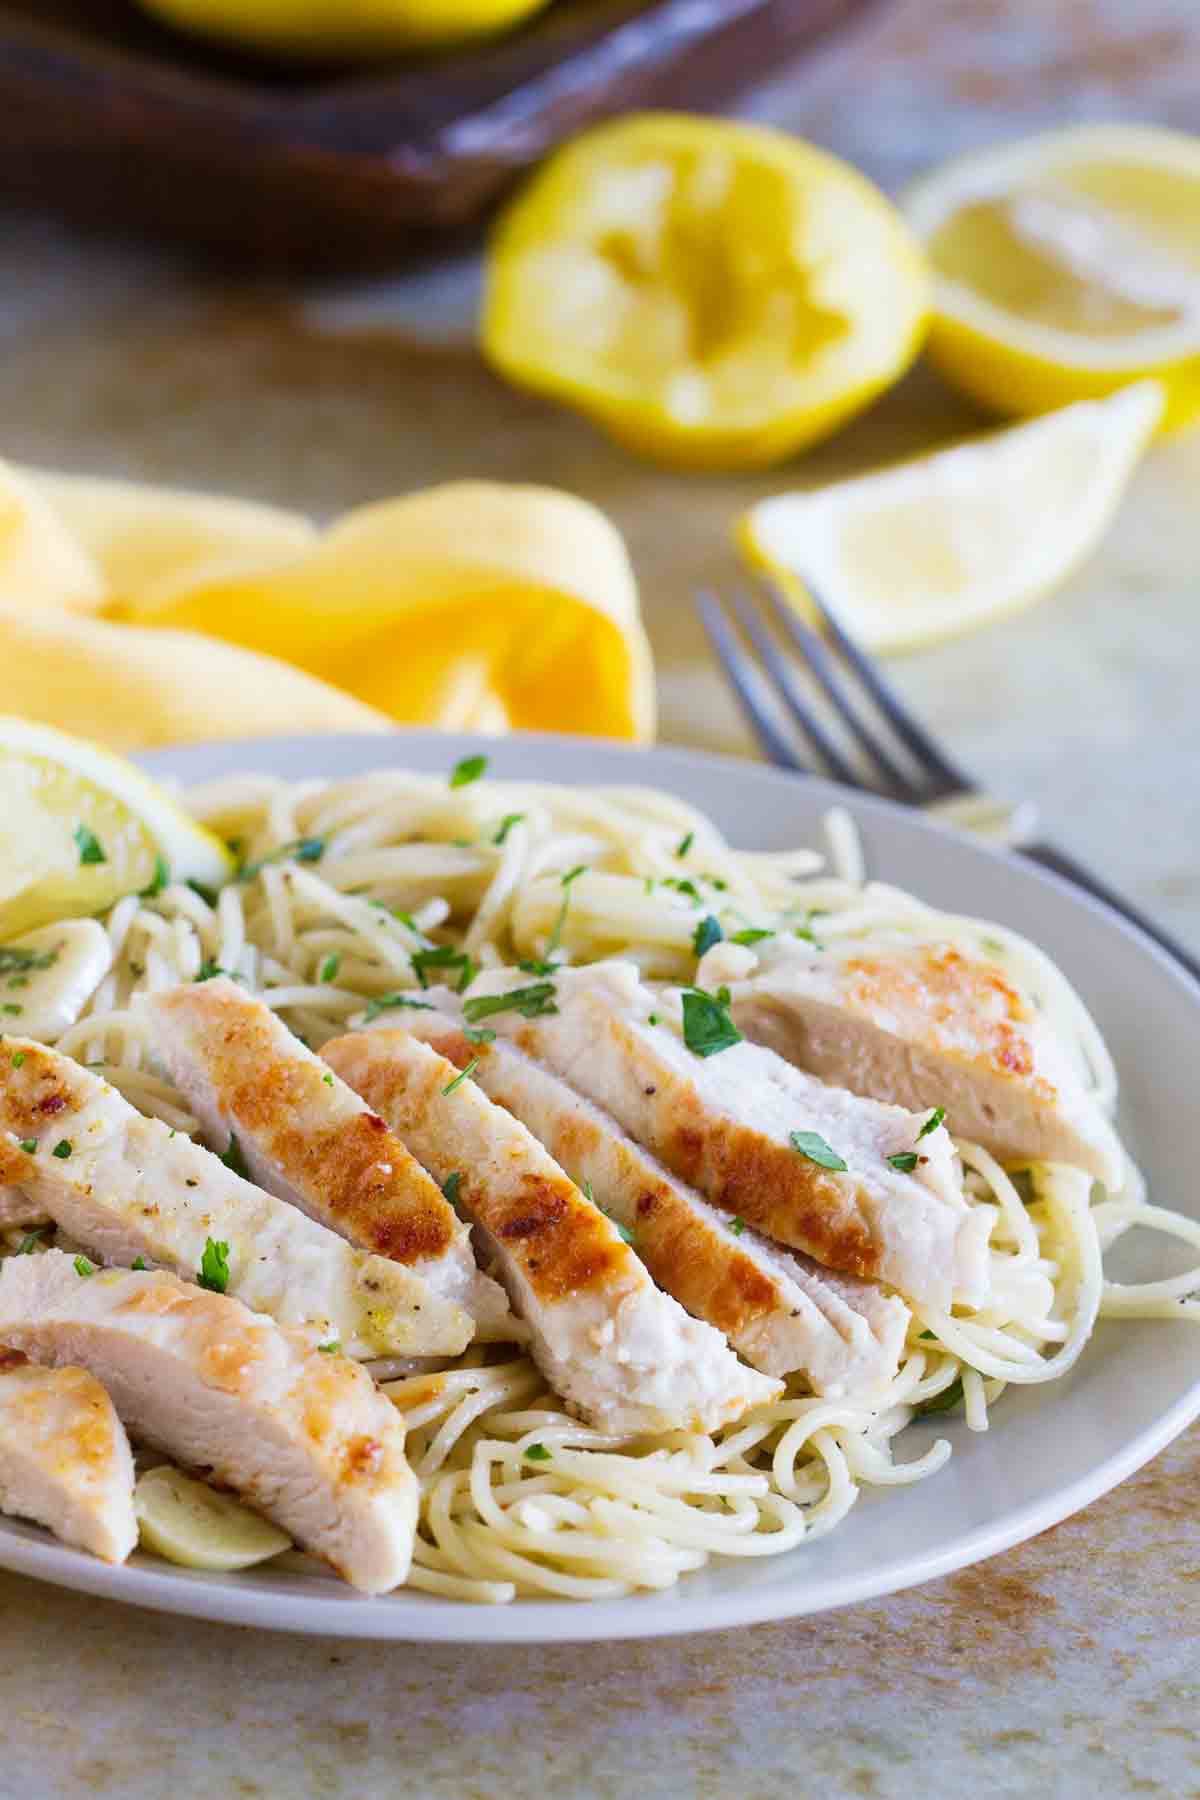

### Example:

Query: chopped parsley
xmin=449 ymin=754 xmax=488 ymax=789
xmin=544 ymin=865 xmax=586 ymax=962
xmin=663 ymin=876 xmax=702 ymax=905
xmin=442 ymin=1172 xmax=463 ymax=1210
xmin=917 ymin=1107 xmax=946 ymax=1140
xmin=187 ymin=878 xmax=220 ymax=908
xmin=73 ymin=1255 xmax=96 ymax=1278
xmin=194 ymin=960 xmax=231 ymax=983
xmin=492 ymin=813 xmax=526 ymax=846
xmin=16 ymin=1229 xmax=45 ymax=1255
xmin=318 ymin=954 xmax=341 ymax=984
xmin=887 ymin=1152 xmax=920 ymax=1173
xmin=647 ymin=1012 xmax=660 ymax=1026
xmin=322 ymin=1072 xmax=334 ymax=1087
xmin=140 ymin=854 xmax=170 ymax=899
xmin=675 ymin=831 xmax=694 ymax=859
xmin=197 ymin=1237 xmax=231 ymax=1294
xmin=585 ymin=1179 xmax=633 ymax=1244
xmin=462 ymin=982 xmax=558 ymax=1025
xmin=51 ymin=1140 xmax=72 ymax=1160
xmin=730 ymin=1216 xmax=747 ymax=1237
xmin=362 ymin=992 xmax=437 ymax=1023
xmin=318 ymin=1341 xmax=341 ymax=1355
xmin=524 ymin=1443 xmax=552 ymax=1463
xmin=441 ymin=1060 xmax=478 ymax=1097
xmin=680 ymin=986 xmax=741 ymax=1059
xmin=1 ymin=1004 xmax=21 ymax=1017
xmin=411 ymin=944 xmax=477 ymax=993
xmin=17 ymin=1139 xmax=36 ymax=1155
xmin=789 ymin=1131 xmax=848 ymax=1172
xmin=0 ymin=947 xmax=57 ymax=975
xmin=692 ymin=914 xmax=723 ymax=959
xmin=729 ymin=928 xmax=773 ymax=947
xmin=238 ymin=837 xmax=325 ymax=882
xmin=131 ymin=1257 xmax=149 ymax=1271
xmin=464 ymin=1026 xmax=496 ymax=1045
xmin=916 ymin=1377 xmax=964 ymax=1417
xmin=219 ymin=1135 xmax=251 ymax=1179
xmin=74 ymin=824 xmax=107 ymax=866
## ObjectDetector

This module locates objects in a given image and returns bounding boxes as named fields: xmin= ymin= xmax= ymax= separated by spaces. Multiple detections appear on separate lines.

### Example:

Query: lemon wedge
xmin=134 ymin=0 xmax=552 ymax=58
xmin=135 ymin=1465 xmax=291 ymax=1572
xmin=904 ymin=125 xmax=1200 ymax=427
xmin=740 ymin=382 xmax=1163 ymax=654
xmin=0 ymin=715 xmax=234 ymax=939
xmin=483 ymin=113 xmax=929 ymax=470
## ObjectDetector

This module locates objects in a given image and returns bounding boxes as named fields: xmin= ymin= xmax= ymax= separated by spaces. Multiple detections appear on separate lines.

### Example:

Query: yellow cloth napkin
xmin=0 ymin=463 xmax=654 ymax=751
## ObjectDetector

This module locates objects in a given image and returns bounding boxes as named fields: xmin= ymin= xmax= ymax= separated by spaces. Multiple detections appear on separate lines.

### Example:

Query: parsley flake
xmin=675 ymin=831 xmax=694 ymax=859
xmin=238 ymin=837 xmax=325 ymax=882
xmin=492 ymin=813 xmax=526 ymax=846
xmin=131 ymin=1257 xmax=149 ymax=1271
xmin=140 ymin=854 xmax=170 ymax=899
xmin=219 ymin=1135 xmax=251 ymax=1179
xmin=51 ymin=1139 xmax=72 ymax=1159
xmin=318 ymin=1341 xmax=341 ymax=1356
xmin=543 ymin=865 xmax=586 ymax=962
xmin=197 ymin=1238 xmax=231 ymax=1294
xmin=680 ymin=986 xmax=742 ymax=1059
xmin=362 ymin=992 xmax=436 ymax=1024
xmin=887 ymin=1152 xmax=920 ymax=1173
xmin=730 ymin=928 xmax=773 ymax=947
xmin=411 ymin=944 xmax=477 ymax=993
xmin=16 ymin=1229 xmax=45 ymax=1255
xmin=0 ymin=947 xmax=57 ymax=976
xmin=916 ymin=1377 xmax=964 ymax=1417
xmin=441 ymin=1059 xmax=478 ymax=1097
xmin=318 ymin=954 xmax=340 ymax=984
xmin=917 ymin=1107 xmax=946 ymax=1140
xmin=74 ymin=1255 xmax=96 ymax=1278
xmin=692 ymin=914 xmax=723 ymax=958
xmin=17 ymin=1138 xmax=36 ymax=1155
xmin=1 ymin=1004 xmax=21 ymax=1017
xmin=449 ymin=754 xmax=488 ymax=789
xmin=464 ymin=1026 xmax=496 ymax=1045
xmin=730 ymin=1216 xmax=747 ymax=1236
xmin=322 ymin=1072 xmax=334 ymax=1087
xmin=462 ymin=982 xmax=558 ymax=1025
xmin=789 ymin=1131 xmax=848 ymax=1172
xmin=74 ymin=824 xmax=106 ymax=866
xmin=524 ymin=1443 xmax=552 ymax=1463
xmin=442 ymin=1172 xmax=463 ymax=1210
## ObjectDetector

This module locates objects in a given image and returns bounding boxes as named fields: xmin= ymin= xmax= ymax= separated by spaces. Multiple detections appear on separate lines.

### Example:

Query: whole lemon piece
xmin=135 ymin=0 xmax=553 ymax=58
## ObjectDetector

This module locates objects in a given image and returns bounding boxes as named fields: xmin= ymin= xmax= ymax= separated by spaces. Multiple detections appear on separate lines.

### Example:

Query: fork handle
xmin=1021 ymin=840 xmax=1200 ymax=989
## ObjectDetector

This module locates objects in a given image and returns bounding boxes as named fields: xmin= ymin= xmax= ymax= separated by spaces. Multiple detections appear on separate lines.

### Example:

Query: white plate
xmin=3 ymin=729 xmax=1199 ymax=1642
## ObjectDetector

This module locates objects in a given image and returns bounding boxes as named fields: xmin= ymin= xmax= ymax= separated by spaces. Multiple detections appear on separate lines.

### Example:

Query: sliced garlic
xmin=134 ymin=1465 xmax=292 ymax=1571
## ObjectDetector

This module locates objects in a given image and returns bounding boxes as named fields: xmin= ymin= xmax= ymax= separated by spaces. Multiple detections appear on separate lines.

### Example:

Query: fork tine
xmin=757 ymin=578 xmax=926 ymax=802
xmin=728 ymin=590 xmax=863 ymax=789
xmin=800 ymin=576 xmax=973 ymax=798
xmin=696 ymin=590 xmax=809 ymax=773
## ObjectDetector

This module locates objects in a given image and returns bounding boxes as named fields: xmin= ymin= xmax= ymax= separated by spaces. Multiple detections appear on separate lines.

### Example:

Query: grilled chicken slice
xmin=400 ymin=1015 xmax=908 ymax=1393
xmin=322 ymin=1029 xmax=782 ymax=1435
xmin=142 ymin=980 xmax=510 ymax=1340
xmin=728 ymin=938 xmax=1125 ymax=1189
xmin=440 ymin=963 xmax=990 ymax=1311
xmin=0 ymin=1354 xmax=136 ymax=1563
xmin=0 ymin=1037 xmax=471 ymax=1359
xmin=0 ymin=1252 xmax=417 ymax=1593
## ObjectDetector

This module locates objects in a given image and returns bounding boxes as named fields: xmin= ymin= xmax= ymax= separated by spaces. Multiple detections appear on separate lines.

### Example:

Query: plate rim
xmin=3 ymin=725 xmax=1197 ymax=1643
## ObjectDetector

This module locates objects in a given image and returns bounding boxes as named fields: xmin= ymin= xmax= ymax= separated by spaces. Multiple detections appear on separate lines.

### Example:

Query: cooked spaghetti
xmin=5 ymin=765 xmax=1195 ymax=1605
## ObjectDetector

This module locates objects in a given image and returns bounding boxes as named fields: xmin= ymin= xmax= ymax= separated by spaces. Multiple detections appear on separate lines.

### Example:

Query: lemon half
xmin=483 ymin=113 xmax=929 ymax=470
xmin=905 ymin=124 xmax=1200 ymax=427
xmin=740 ymin=382 xmax=1163 ymax=655
xmin=0 ymin=716 xmax=234 ymax=939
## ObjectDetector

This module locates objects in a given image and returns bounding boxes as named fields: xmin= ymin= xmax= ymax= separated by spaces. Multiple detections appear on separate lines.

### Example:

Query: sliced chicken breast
xmin=0 ymin=1037 xmax=471 ymax=1359
xmin=0 ymin=1354 xmax=137 ymax=1563
xmin=728 ymin=937 xmax=1125 ymax=1189
xmin=142 ymin=980 xmax=510 ymax=1339
xmin=400 ymin=1014 xmax=908 ymax=1393
xmin=322 ymin=1029 xmax=782 ymax=1435
xmin=0 ymin=1251 xmax=417 ymax=1593
xmin=0 ymin=1187 xmax=50 ymax=1231
xmin=441 ymin=963 xmax=990 ymax=1311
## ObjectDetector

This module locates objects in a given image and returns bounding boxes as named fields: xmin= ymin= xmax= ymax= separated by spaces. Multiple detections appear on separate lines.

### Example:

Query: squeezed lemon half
xmin=740 ymin=382 xmax=1163 ymax=654
xmin=904 ymin=124 xmax=1200 ymax=427
xmin=483 ymin=112 xmax=929 ymax=470
xmin=0 ymin=715 xmax=233 ymax=940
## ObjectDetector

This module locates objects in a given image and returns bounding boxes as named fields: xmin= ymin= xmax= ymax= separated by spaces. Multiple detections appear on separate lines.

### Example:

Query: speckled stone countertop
xmin=1 ymin=2 xmax=1198 ymax=1795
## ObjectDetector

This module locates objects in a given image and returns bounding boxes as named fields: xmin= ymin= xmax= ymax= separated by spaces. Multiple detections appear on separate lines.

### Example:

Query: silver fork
xmin=699 ymin=578 xmax=1200 ymax=987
